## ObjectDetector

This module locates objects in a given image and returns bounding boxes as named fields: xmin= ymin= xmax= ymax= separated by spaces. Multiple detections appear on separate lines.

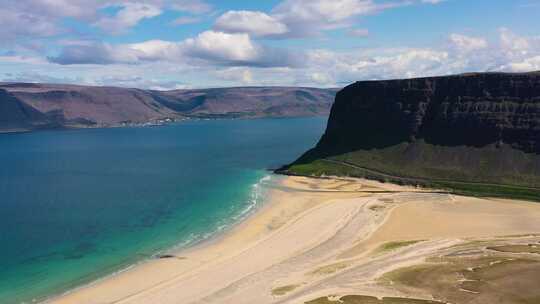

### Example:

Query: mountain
xmin=280 ymin=72 xmax=540 ymax=200
xmin=0 ymin=83 xmax=338 ymax=132
xmin=0 ymin=89 xmax=55 ymax=132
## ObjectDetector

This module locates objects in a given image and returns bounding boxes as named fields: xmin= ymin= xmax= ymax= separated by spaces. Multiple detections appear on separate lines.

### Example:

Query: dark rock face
xmin=318 ymin=72 xmax=540 ymax=155
xmin=285 ymin=72 xmax=540 ymax=190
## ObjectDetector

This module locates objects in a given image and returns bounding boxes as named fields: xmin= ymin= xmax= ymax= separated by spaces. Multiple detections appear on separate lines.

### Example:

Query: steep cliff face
xmin=284 ymin=72 xmax=540 ymax=197
xmin=319 ymin=72 xmax=540 ymax=154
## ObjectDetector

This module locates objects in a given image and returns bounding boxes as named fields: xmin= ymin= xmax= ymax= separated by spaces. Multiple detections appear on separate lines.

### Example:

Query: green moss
xmin=305 ymin=295 xmax=445 ymax=304
xmin=271 ymin=284 xmax=299 ymax=296
xmin=286 ymin=160 xmax=359 ymax=177
xmin=310 ymin=261 xmax=350 ymax=275
xmin=377 ymin=240 xmax=424 ymax=253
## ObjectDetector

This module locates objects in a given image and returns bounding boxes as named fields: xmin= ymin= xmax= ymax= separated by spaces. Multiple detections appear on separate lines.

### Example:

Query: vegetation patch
xmin=305 ymin=295 xmax=445 ymax=304
xmin=369 ymin=205 xmax=386 ymax=211
xmin=376 ymin=240 xmax=424 ymax=253
xmin=487 ymin=244 xmax=540 ymax=254
xmin=381 ymin=242 xmax=540 ymax=304
xmin=310 ymin=261 xmax=350 ymax=275
xmin=272 ymin=284 xmax=299 ymax=296
xmin=284 ymin=157 xmax=540 ymax=202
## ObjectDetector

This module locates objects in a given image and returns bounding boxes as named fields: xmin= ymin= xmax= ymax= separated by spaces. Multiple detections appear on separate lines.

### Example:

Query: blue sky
xmin=1 ymin=0 xmax=539 ymax=89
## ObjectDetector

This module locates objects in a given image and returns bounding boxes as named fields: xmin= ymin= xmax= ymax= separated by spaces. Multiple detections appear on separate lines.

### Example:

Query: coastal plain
xmin=48 ymin=176 xmax=540 ymax=304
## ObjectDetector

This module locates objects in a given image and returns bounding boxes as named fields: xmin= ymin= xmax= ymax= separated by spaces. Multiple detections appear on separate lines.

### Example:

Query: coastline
xmin=37 ymin=173 xmax=276 ymax=304
xmin=46 ymin=176 xmax=540 ymax=304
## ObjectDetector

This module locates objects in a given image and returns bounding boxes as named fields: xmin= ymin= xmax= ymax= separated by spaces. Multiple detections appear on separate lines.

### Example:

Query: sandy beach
xmin=47 ymin=176 xmax=540 ymax=304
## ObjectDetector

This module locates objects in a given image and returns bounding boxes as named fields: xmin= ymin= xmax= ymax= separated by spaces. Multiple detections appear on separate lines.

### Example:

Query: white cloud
xmin=214 ymin=11 xmax=288 ymax=37
xmin=503 ymin=55 xmax=540 ymax=72
xmin=215 ymin=68 xmax=255 ymax=84
xmin=128 ymin=40 xmax=183 ymax=61
xmin=302 ymin=47 xmax=451 ymax=85
xmin=171 ymin=16 xmax=201 ymax=25
xmin=211 ymin=0 xmax=421 ymax=40
xmin=49 ymin=30 xmax=303 ymax=68
xmin=449 ymin=33 xmax=488 ymax=53
xmin=0 ymin=8 xmax=60 ymax=41
xmin=0 ymin=54 xmax=48 ymax=65
xmin=183 ymin=31 xmax=259 ymax=62
xmin=94 ymin=3 xmax=162 ymax=34
xmin=272 ymin=0 xmax=381 ymax=37
xmin=274 ymin=0 xmax=379 ymax=23
xmin=0 ymin=0 xmax=213 ymax=44
xmin=310 ymin=72 xmax=334 ymax=85
xmin=168 ymin=0 xmax=212 ymax=14
xmin=499 ymin=27 xmax=530 ymax=53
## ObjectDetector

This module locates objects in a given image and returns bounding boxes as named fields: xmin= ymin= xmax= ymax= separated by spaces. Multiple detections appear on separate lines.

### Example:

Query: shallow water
xmin=0 ymin=117 xmax=326 ymax=304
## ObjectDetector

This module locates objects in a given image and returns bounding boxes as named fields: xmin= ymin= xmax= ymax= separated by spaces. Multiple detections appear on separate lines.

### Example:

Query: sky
xmin=1 ymin=0 xmax=540 ymax=89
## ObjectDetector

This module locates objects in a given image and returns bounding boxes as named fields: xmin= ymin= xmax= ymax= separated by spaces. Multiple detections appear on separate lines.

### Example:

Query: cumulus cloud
xmin=0 ymin=0 xmax=212 ymax=43
xmin=4 ymin=1 xmax=540 ymax=89
xmin=449 ymin=33 xmax=488 ymax=53
xmin=48 ymin=39 xmax=187 ymax=65
xmin=171 ymin=16 xmax=201 ymax=26
xmin=499 ymin=27 xmax=530 ymax=54
xmin=214 ymin=11 xmax=288 ymax=37
xmin=503 ymin=56 xmax=540 ymax=72
xmin=168 ymin=0 xmax=212 ymax=14
xmin=50 ymin=31 xmax=303 ymax=68
xmin=302 ymin=29 xmax=540 ymax=86
xmin=95 ymin=3 xmax=162 ymax=34
xmin=183 ymin=31 xmax=259 ymax=63
xmin=48 ymin=42 xmax=139 ymax=64
xmin=0 ymin=0 xmax=100 ymax=44
xmin=215 ymin=68 xmax=255 ymax=84
xmin=271 ymin=0 xmax=410 ymax=38
xmin=0 ymin=8 xmax=60 ymax=42
xmin=213 ymin=0 xmax=439 ymax=39
xmin=47 ymin=27 xmax=540 ymax=88
xmin=306 ymin=48 xmax=450 ymax=83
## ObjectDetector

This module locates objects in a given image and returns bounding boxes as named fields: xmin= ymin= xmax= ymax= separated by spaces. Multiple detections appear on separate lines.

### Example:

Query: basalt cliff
xmin=282 ymin=72 xmax=540 ymax=199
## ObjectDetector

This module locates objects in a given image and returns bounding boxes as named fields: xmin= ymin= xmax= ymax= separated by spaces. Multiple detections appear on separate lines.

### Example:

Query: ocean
xmin=0 ymin=117 xmax=327 ymax=304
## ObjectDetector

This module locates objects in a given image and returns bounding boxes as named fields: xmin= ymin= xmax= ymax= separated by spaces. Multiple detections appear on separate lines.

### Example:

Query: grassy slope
xmin=284 ymin=142 xmax=540 ymax=202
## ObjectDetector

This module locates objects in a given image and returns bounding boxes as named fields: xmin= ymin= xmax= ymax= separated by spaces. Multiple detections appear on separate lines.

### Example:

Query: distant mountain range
xmin=280 ymin=72 xmax=540 ymax=200
xmin=0 ymin=83 xmax=338 ymax=132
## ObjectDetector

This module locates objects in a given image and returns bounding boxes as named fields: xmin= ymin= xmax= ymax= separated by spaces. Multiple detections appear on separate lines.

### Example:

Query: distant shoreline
xmin=0 ymin=114 xmax=330 ymax=135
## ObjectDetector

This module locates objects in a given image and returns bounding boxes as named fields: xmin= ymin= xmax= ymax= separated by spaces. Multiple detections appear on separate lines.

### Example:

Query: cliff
xmin=0 ymin=83 xmax=337 ymax=132
xmin=282 ymin=72 xmax=540 ymax=200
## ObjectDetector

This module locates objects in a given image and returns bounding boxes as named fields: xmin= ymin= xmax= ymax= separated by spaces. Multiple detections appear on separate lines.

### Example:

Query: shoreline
xmin=46 ymin=176 xmax=540 ymax=304
xmin=0 ymin=115 xmax=331 ymax=136
xmin=38 ymin=173 xmax=277 ymax=304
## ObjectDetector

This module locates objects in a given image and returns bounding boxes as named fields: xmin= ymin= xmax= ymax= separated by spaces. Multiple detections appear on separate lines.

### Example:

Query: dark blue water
xmin=0 ymin=117 xmax=327 ymax=304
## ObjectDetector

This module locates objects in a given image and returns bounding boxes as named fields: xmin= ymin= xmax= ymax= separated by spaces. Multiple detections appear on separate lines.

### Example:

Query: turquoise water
xmin=0 ymin=117 xmax=327 ymax=304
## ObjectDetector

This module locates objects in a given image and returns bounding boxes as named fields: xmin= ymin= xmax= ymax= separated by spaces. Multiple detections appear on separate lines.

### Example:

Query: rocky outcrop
xmin=284 ymin=72 xmax=540 ymax=190
xmin=318 ymin=72 xmax=540 ymax=155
